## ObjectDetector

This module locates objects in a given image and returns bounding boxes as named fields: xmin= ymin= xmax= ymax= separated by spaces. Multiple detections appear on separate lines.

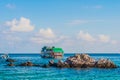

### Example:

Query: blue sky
xmin=0 ymin=0 xmax=120 ymax=53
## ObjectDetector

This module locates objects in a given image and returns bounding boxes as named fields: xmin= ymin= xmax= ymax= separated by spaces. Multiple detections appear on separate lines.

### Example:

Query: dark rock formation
xmin=19 ymin=61 xmax=33 ymax=66
xmin=5 ymin=54 xmax=117 ymax=69
xmin=57 ymin=60 xmax=70 ymax=68
xmin=49 ymin=60 xmax=57 ymax=67
xmin=7 ymin=62 xmax=15 ymax=66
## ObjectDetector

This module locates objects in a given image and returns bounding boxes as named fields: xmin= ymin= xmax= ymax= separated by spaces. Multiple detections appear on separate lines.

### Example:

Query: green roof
xmin=52 ymin=48 xmax=64 ymax=53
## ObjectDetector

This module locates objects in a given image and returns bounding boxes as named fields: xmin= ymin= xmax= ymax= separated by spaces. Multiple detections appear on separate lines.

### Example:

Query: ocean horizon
xmin=0 ymin=53 xmax=120 ymax=80
xmin=1 ymin=52 xmax=120 ymax=54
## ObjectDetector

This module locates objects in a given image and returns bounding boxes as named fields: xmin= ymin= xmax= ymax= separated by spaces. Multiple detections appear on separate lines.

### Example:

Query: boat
xmin=0 ymin=53 xmax=9 ymax=59
xmin=41 ymin=46 xmax=64 ymax=58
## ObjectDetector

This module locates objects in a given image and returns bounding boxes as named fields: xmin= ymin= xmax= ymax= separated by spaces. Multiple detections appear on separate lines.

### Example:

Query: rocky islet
xmin=6 ymin=54 xmax=117 ymax=68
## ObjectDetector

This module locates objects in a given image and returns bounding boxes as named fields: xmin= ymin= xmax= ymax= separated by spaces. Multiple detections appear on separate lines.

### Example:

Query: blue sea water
xmin=0 ymin=53 xmax=120 ymax=80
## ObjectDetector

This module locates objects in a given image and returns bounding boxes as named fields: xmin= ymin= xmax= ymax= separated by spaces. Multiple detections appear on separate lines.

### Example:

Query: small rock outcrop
xmin=7 ymin=62 xmax=15 ymax=66
xmin=95 ymin=59 xmax=117 ymax=68
xmin=20 ymin=61 xmax=33 ymax=66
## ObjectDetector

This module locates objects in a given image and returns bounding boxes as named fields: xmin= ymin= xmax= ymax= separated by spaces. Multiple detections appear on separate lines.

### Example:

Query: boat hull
xmin=41 ymin=52 xmax=63 ymax=59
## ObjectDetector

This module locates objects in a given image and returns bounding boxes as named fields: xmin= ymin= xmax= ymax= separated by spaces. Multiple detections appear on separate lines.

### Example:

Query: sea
xmin=0 ymin=53 xmax=120 ymax=80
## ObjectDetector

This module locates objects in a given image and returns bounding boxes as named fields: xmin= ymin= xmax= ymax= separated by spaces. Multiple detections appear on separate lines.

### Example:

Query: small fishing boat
xmin=41 ymin=46 xmax=64 ymax=58
xmin=0 ymin=53 xmax=9 ymax=59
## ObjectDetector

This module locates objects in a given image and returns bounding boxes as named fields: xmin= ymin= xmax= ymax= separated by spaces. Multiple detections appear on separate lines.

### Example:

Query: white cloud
xmin=98 ymin=35 xmax=110 ymax=43
xmin=38 ymin=28 xmax=55 ymax=39
xmin=31 ymin=28 xmax=66 ymax=44
xmin=77 ymin=31 xmax=96 ymax=42
xmin=31 ymin=28 xmax=55 ymax=44
xmin=6 ymin=17 xmax=34 ymax=32
xmin=98 ymin=34 xmax=118 ymax=44
xmin=77 ymin=31 xmax=117 ymax=44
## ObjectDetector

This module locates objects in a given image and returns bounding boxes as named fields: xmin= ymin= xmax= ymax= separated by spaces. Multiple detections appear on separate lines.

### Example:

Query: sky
xmin=0 ymin=0 xmax=120 ymax=53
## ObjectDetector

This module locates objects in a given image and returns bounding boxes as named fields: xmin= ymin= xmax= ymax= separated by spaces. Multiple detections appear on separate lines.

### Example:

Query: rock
xmin=63 ymin=62 xmax=70 ymax=68
xmin=76 ymin=54 xmax=95 ymax=62
xmin=95 ymin=59 xmax=117 ymax=68
xmin=49 ymin=60 xmax=54 ymax=66
xmin=48 ymin=60 xmax=70 ymax=68
xmin=11 ymin=53 xmax=116 ymax=69
xmin=27 ymin=61 xmax=33 ymax=66
xmin=7 ymin=62 xmax=15 ymax=66
xmin=48 ymin=60 xmax=57 ymax=67
xmin=57 ymin=60 xmax=70 ymax=68
xmin=57 ymin=60 xmax=63 ymax=66
xmin=55 ymin=54 xmax=117 ymax=68
xmin=64 ymin=54 xmax=96 ymax=68
xmin=20 ymin=61 xmax=33 ymax=66
xmin=6 ymin=58 xmax=15 ymax=62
